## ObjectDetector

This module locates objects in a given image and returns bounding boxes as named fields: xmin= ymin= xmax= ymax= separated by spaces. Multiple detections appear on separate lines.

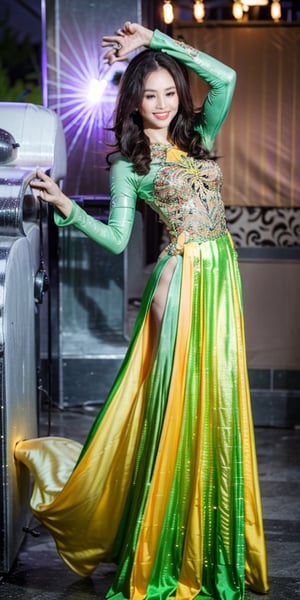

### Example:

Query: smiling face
xmin=138 ymin=67 xmax=179 ymax=142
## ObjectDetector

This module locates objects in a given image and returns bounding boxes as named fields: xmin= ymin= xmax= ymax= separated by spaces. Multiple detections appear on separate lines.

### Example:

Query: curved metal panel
xmin=0 ymin=236 xmax=38 ymax=573
xmin=0 ymin=102 xmax=67 ymax=572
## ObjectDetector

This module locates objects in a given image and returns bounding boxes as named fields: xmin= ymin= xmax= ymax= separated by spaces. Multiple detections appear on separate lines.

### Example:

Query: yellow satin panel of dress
xmin=15 ymin=308 xmax=157 ymax=576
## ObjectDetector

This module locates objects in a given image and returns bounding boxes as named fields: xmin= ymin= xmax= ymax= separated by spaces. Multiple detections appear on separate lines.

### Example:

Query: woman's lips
xmin=153 ymin=112 xmax=169 ymax=120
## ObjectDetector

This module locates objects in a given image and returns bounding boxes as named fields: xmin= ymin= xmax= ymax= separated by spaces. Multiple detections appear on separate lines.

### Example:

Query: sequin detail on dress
xmin=151 ymin=145 xmax=227 ymax=255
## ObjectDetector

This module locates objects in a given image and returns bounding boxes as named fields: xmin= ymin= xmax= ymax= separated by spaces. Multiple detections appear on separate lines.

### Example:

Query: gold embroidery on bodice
xmin=150 ymin=144 xmax=227 ymax=255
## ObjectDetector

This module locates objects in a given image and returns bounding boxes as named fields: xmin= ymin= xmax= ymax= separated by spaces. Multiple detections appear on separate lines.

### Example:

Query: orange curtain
xmin=174 ymin=25 xmax=300 ymax=207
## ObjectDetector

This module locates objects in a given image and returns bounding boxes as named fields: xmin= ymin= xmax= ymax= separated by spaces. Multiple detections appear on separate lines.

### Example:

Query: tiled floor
xmin=1 ymin=406 xmax=300 ymax=599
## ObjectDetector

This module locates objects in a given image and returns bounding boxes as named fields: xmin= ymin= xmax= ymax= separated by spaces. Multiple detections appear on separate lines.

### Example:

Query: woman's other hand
xmin=102 ymin=22 xmax=153 ymax=65
xmin=30 ymin=169 xmax=73 ymax=218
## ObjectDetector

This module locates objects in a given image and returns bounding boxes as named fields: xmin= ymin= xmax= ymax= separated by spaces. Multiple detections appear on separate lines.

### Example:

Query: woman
xmin=15 ymin=22 xmax=269 ymax=600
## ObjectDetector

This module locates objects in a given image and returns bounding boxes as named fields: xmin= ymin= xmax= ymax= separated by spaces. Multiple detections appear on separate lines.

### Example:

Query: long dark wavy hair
xmin=110 ymin=49 xmax=209 ymax=175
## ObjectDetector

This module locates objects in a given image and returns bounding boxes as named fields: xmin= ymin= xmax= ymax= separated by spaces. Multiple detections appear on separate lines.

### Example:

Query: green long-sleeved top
xmin=54 ymin=29 xmax=236 ymax=254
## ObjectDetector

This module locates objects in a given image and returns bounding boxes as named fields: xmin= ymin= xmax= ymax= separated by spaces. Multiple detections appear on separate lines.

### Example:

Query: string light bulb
xmin=271 ymin=0 xmax=281 ymax=20
xmin=241 ymin=0 xmax=268 ymax=4
xmin=193 ymin=0 xmax=205 ymax=22
xmin=232 ymin=1 xmax=244 ymax=20
xmin=163 ymin=0 xmax=174 ymax=24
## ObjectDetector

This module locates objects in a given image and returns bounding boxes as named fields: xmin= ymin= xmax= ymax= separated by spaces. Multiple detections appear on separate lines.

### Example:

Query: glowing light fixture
xmin=233 ymin=0 xmax=281 ymax=20
xmin=270 ymin=0 xmax=281 ymax=20
xmin=193 ymin=0 xmax=205 ymax=22
xmin=87 ymin=78 xmax=108 ymax=105
xmin=86 ymin=62 xmax=117 ymax=105
xmin=241 ymin=0 xmax=268 ymax=4
xmin=163 ymin=0 xmax=174 ymax=24
xmin=232 ymin=1 xmax=244 ymax=20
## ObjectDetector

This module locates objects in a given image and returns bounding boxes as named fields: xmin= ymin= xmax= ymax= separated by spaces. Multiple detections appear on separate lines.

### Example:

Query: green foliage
xmin=0 ymin=17 xmax=42 ymax=104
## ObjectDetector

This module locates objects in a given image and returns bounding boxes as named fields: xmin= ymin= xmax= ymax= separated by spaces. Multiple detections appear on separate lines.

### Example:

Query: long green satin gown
xmin=15 ymin=30 xmax=269 ymax=600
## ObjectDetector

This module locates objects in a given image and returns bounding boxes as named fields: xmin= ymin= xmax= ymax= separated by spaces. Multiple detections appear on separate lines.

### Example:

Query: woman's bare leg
xmin=149 ymin=257 xmax=177 ymax=355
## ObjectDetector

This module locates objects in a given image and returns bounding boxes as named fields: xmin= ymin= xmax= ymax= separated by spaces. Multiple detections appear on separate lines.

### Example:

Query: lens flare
xmin=45 ymin=16 xmax=127 ymax=191
xmin=87 ymin=78 xmax=109 ymax=104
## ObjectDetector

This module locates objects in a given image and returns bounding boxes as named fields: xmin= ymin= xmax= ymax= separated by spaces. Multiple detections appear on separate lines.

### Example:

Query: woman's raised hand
xmin=102 ymin=22 xmax=153 ymax=65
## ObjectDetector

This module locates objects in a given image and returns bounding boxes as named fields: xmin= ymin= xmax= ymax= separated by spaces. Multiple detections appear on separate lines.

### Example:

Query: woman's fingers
xmin=36 ymin=168 xmax=48 ymax=180
xmin=29 ymin=169 xmax=72 ymax=215
xmin=31 ymin=169 xmax=49 ymax=190
xmin=101 ymin=36 xmax=121 ymax=47
xmin=102 ymin=36 xmax=124 ymax=63
xmin=102 ymin=48 xmax=121 ymax=65
xmin=30 ymin=170 xmax=59 ymax=201
xmin=101 ymin=22 xmax=141 ymax=63
xmin=31 ymin=168 xmax=51 ymax=186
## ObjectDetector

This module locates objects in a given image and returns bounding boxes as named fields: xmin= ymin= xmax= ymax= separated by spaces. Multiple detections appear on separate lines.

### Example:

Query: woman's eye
xmin=166 ymin=91 xmax=176 ymax=97
xmin=145 ymin=94 xmax=155 ymax=100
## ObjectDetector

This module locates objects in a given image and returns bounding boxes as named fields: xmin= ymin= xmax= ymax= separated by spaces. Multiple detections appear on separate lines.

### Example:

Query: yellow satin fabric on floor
xmin=15 ymin=235 xmax=269 ymax=599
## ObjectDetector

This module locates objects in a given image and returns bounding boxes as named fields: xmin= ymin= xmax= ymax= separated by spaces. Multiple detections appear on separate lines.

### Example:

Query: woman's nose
xmin=156 ymin=96 xmax=166 ymax=109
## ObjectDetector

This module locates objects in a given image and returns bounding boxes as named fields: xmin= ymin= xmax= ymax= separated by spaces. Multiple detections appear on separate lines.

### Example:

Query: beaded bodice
xmin=150 ymin=144 xmax=227 ymax=255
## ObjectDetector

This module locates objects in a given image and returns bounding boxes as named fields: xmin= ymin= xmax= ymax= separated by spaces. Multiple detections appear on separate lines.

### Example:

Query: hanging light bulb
xmin=163 ymin=0 xmax=174 ymax=24
xmin=271 ymin=0 xmax=281 ymax=20
xmin=241 ymin=0 xmax=268 ymax=5
xmin=193 ymin=0 xmax=205 ymax=22
xmin=232 ymin=1 xmax=244 ymax=20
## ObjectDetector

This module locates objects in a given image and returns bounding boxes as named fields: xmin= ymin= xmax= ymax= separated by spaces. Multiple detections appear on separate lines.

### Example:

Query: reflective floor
xmin=1 ymin=406 xmax=300 ymax=599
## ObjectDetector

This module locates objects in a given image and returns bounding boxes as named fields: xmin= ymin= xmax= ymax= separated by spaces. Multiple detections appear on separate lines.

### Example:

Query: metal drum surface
xmin=0 ymin=229 xmax=39 ymax=572
xmin=0 ymin=101 xmax=66 ymax=572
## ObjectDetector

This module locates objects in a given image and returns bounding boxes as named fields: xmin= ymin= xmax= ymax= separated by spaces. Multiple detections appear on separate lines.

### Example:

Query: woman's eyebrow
xmin=144 ymin=85 xmax=176 ymax=92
